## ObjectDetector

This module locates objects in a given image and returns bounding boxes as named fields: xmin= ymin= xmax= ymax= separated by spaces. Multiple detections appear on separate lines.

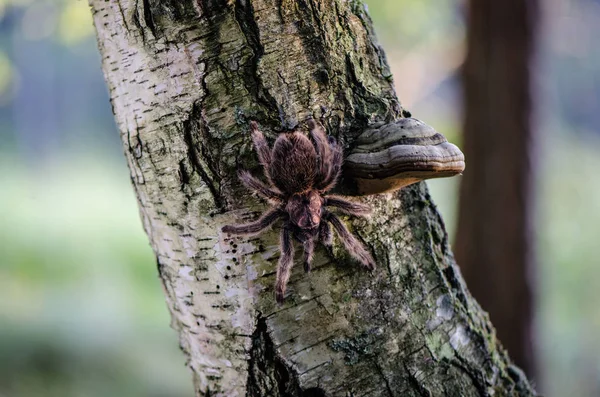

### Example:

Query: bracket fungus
xmin=344 ymin=118 xmax=465 ymax=195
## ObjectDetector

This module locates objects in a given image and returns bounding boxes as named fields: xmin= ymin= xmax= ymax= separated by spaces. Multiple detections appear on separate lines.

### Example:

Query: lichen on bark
xmin=90 ymin=0 xmax=537 ymax=395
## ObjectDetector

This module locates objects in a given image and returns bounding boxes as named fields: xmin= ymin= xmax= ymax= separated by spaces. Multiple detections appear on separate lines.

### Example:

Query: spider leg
xmin=319 ymin=221 xmax=333 ymax=246
xmin=325 ymin=195 xmax=371 ymax=217
xmin=324 ymin=211 xmax=376 ymax=270
xmin=316 ymin=139 xmax=343 ymax=191
xmin=303 ymin=238 xmax=315 ymax=273
xmin=307 ymin=119 xmax=333 ymax=185
xmin=250 ymin=121 xmax=274 ymax=182
xmin=222 ymin=208 xmax=282 ymax=235
xmin=275 ymin=226 xmax=294 ymax=303
xmin=238 ymin=170 xmax=284 ymax=203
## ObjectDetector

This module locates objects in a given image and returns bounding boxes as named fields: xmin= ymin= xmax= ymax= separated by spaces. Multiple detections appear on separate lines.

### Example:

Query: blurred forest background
xmin=1 ymin=0 xmax=599 ymax=396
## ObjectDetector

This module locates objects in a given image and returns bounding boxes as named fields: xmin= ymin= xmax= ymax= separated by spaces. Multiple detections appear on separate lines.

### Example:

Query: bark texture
xmin=90 ymin=0 xmax=536 ymax=395
xmin=456 ymin=0 xmax=538 ymax=377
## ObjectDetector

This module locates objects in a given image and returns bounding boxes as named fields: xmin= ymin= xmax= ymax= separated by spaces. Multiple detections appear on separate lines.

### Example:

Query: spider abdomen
xmin=269 ymin=133 xmax=317 ymax=194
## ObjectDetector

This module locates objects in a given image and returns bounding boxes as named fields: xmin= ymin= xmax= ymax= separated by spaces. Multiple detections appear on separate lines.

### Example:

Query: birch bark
xmin=90 ymin=1 xmax=536 ymax=395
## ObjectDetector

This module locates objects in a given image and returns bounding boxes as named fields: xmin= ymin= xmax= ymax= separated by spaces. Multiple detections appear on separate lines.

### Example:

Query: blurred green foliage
xmin=0 ymin=0 xmax=599 ymax=396
xmin=367 ymin=0 xmax=464 ymax=48
xmin=0 ymin=156 xmax=191 ymax=397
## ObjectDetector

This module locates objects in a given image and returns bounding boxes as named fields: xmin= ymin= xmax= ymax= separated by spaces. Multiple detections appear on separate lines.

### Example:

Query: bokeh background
xmin=1 ymin=0 xmax=599 ymax=396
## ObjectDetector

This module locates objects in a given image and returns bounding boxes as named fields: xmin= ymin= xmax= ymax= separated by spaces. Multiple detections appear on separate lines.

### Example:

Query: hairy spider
xmin=222 ymin=120 xmax=375 ymax=303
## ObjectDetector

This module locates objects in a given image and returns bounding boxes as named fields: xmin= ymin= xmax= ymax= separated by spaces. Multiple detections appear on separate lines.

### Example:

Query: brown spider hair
xmin=222 ymin=120 xmax=375 ymax=303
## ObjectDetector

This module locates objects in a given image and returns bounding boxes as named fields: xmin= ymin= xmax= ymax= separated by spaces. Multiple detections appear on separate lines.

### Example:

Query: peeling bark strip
xmin=90 ymin=1 xmax=536 ymax=396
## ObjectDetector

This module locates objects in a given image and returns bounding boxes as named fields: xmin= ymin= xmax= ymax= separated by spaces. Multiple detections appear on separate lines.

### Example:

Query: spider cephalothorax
xmin=222 ymin=120 xmax=376 ymax=303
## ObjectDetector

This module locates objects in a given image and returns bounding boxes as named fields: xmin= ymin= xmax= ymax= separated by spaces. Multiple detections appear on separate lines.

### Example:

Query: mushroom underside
xmin=343 ymin=118 xmax=466 ymax=195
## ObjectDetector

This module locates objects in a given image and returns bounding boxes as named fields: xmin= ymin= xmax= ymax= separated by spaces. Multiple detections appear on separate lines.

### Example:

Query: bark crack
xmin=233 ymin=0 xmax=280 ymax=124
xmin=403 ymin=362 xmax=432 ymax=397
xmin=448 ymin=356 xmax=490 ymax=397
xmin=141 ymin=0 xmax=157 ymax=36
xmin=374 ymin=361 xmax=395 ymax=397
xmin=114 ymin=0 xmax=131 ymax=33
xmin=247 ymin=315 xmax=328 ymax=397
xmin=181 ymin=107 xmax=224 ymax=211
xmin=294 ymin=0 xmax=331 ymax=78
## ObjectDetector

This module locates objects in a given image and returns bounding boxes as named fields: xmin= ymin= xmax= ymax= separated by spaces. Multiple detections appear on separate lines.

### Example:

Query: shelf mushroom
xmin=344 ymin=118 xmax=465 ymax=195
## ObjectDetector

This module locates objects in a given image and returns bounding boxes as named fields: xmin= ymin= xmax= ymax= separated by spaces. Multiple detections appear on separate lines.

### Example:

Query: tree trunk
xmin=456 ymin=0 xmax=538 ymax=377
xmin=90 ymin=1 xmax=536 ymax=395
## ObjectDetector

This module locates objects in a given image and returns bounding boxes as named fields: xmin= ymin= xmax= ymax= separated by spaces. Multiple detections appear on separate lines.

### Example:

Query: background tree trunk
xmin=90 ymin=0 xmax=536 ymax=395
xmin=456 ymin=0 xmax=538 ymax=378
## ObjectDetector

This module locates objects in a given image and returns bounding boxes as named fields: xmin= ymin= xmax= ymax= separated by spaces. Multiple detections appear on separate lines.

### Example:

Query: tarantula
xmin=222 ymin=120 xmax=376 ymax=303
